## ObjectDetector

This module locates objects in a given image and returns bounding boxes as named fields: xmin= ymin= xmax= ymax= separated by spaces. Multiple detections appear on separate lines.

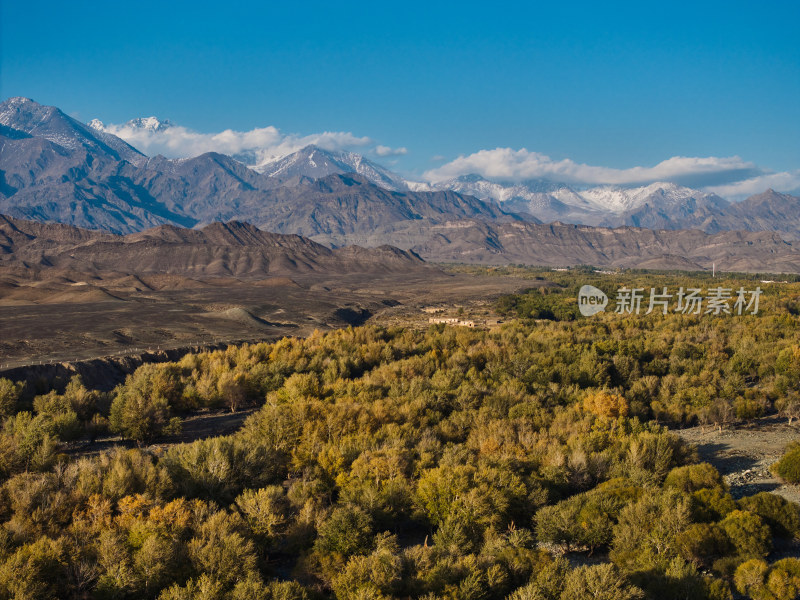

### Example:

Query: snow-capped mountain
xmin=429 ymin=175 xmax=738 ymax=228
xmin=75 ymin=108 xmax=780 ymax=231
xmin=4 ymin=97 xmax=799 ymax=243
xmin=85 ymin=114 xmax=410 ymax=191
xmin=89 ymin=115 xmax=174 ymax=133
xmin=0 ymin=97 xmax=146 ymax=165
xmin=255 ymin=145 xmax=410 ymax=191
xmin=579 ymin=181 xmax=717 ymax=213
xmin=428 ymin=174 xmax=605 ymax=223
xmin=0 ymin=98 xmax=508 ymax=237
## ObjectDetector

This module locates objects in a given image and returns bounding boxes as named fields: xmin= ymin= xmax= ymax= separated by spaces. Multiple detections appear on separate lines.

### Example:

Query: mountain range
xmin=424 ymin=175 xmax=800 ymax=240
xmin=0 ymin=214 xmax=426 ymax=279
xmin=2 ymin=97 xmax=800 ymax=271
xmin=0 ymin=98 xmax=510 ymax=241
xmin=85 ymin=105 xmax=800 ymax=240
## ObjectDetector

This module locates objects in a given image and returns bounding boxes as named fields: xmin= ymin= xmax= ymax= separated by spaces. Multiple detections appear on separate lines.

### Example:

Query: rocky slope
xmin=0 ymin=216 xmax=429 ymax=278
xmin=372 ymin=220 xmax=800 ymax=272
xmin=255 ymin=145 xmax=409 ymax=191
xmin=0 ymin=96 xmax=145 ymax=164
xmin=434 ymin=176 xmax=800 ymax=239
xmin=0 ymin=98 xmax=510 ymax=238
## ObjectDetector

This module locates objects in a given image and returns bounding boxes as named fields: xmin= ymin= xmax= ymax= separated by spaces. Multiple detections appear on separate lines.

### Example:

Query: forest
xmin=0 ymin=269 xmax=798 ymax=599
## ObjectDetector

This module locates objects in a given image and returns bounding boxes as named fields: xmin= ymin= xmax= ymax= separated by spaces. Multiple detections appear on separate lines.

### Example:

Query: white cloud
xmin=423 ymin=147 xmax=766 ymax=188
xmin=93 ymin=119 xmax=373 ymax=167
xmin=374 ymin=145 xmax=407 ymax=157
xmin=704 ymin=170 xmax=800 ymax=200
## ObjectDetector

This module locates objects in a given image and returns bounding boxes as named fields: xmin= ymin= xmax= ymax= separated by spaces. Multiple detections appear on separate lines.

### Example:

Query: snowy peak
xmin=439 ymin=175 xmax=732 ymax=222
xmin=89 ymin=115 xmax=173 ymax=133
xmin=439 ymin=175 xmax=581 ymax=204
xmin=0 ymin=97 xmax=146 ymax=164
xmin=430 ymin=174 xmax=600 ymax=223
xmin=124 ymin=116 xmax=173 ymax=132
xmin=87 ymin=118 xmax=106 ymax=131
xmin=579 ymin=182 xmax=712 ymax=213
xmin=255 ymin=145 xmax=409 ymax=191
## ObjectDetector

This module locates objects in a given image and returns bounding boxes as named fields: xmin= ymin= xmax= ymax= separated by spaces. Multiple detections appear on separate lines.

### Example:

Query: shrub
xmin=610 ymin=491 xmax=691 ymax=572
xmin=109 ymin=389 xmax=180 ymax=444
xmin=664 ymin=463 xmax=725 ymax=493
xmin=734 ymin=557 xmax=800 ymax=600
xmin=690 ymin=487 xmax=737 ymax=522
xmin=561 ymin=563 xmax=644 ymax=600
xmin=0 ymin=378 xmax=22 ymax=419
xmin=314 ymin=505 xmax=373 ymax=559
xmin=719 ymin=511 xmax=771 ymax=559
xmin=775 ymin=393 xmax=800 ymax=424
xmin=773 ymin=443 xmax=800 ymax=484
xmin=738 ymin=492 xmax=800 ymax=539
xmin=675 ymin=523 xmax=732 ymax=569
xmin=733 ymin=396 xmax=766 ymax=421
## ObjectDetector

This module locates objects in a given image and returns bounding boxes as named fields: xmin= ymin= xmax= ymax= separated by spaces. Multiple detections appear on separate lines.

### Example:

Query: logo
xmin=578 ymin=285 xmax=608 ymax=316
xmin=577 ymin=284 xmax=762 ymax=317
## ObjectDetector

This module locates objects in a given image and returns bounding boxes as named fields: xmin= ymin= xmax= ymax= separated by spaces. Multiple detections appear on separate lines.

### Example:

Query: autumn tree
xmin=109 ymin=366 xmax=184 ymax=443
xmin=584 ymin=391 xmax=629 ymax=420
xmin=0 ymin=378 xmax=22 ymax=419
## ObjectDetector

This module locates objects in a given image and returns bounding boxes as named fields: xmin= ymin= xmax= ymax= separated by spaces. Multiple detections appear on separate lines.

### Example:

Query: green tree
xmin=187 ymin=511 xmax=259 ymax=589
xmin=33 ymin=390 xmax=82 ymax=441
xmin=234 ymin=486 xmax=290 ymax=549
xmin=62 ymin=375 xmax=102 ymax=423
xmin=610 ymin=491 xmax=691 ymax=572
xmin=664 ymin=463 xmax=725 ymax=493
xmin=535 ymin=501 xmax=581 ymax=552
xmin=766 ymin=559 xmax=800 ymax=600
xmin=560 ymin=564 xmax=644 ymax=600
xmin=134 ymin=534 xmax=179 ymax=597
xmin=217 ymin=371 xmax=246 ymax=413
xmin=773 ymin=443 xmax=800 ymax=484
xmin=314 ymin=505 xmax=374 ymax=558
xmin=0 ymin=536 xmax=71 ymax=600
xmin=158 ymin=574 xmax=225 ymax=600
xmin=0 ymin=378 xmax=22 ymax=419
xmin=734 ymin=559 xmax=770 ymax=600
xmin=108 ymin=364 xmax=188 ymax=443
xmin=675 ymin=523 xmax=732 ymax=569
xmin=331 ymin=534 xmax=402 ymax=600
xmin=95 ymin=529 xmax=137 ymax=597
xmin=732 ymin=558 xmax=800 ymax=600
xmin=738 ymin=492 xmax=800 ymax=539
xmin=690 ymin=487 xmax=737 ymax=522
xmin=109 ymin=385 xmax=181 ymax=444
xmin=720 ymin=510 xmax=771 ymax=559
xmin=0 ymin=411 xmax=59 ymax=476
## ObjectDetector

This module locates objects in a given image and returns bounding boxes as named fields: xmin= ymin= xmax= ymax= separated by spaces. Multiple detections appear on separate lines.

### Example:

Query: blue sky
xmin=2 ymin=1 xmax=798 ymax=193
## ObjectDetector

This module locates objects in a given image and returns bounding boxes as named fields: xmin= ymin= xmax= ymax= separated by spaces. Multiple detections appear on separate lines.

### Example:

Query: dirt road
xmin=674 ymin=415 xmax=800 ymax=504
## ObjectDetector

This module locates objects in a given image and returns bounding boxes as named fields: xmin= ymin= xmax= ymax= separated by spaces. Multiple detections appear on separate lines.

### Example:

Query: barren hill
xmin=336 ymin=219 xmax=800 ymax=273
xmin=0 ymin=216 xmax=427 ymax=279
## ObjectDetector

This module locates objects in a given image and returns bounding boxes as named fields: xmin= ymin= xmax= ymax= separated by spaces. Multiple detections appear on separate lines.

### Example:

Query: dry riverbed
xmin=674 ymin=415 xmax=800 ymax=504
